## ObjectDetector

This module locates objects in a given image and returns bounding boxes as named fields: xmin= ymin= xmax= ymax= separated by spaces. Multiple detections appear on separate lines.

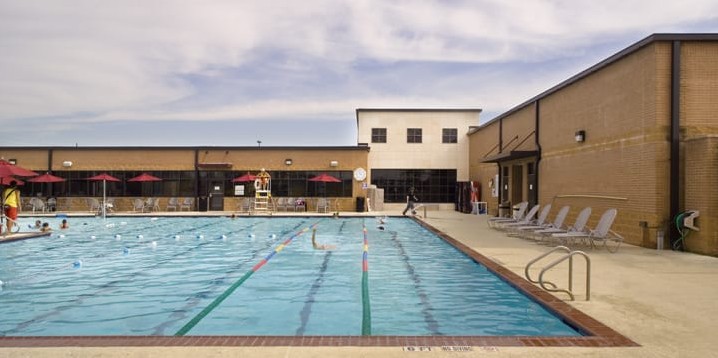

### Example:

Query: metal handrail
xmin=524 ymin=246 xmax=572 ymax=291
xmin=538 ymin=250 xmax=591 ymax=301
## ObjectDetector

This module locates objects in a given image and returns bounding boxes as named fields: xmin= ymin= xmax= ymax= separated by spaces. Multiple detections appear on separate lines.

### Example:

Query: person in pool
xmin=311 ymin=228 xmax=335 ymax=250
xmin=59 ymin=219 xmax=69 ymax=229
xmin=40 ymin=222 xmax=52 ymax=232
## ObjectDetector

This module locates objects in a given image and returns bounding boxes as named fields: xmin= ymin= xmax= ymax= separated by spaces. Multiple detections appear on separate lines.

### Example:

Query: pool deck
xmin=3 ymin=210 xmax=718 ymax=357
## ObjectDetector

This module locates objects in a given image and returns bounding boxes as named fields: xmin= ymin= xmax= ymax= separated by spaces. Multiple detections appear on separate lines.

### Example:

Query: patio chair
xmin=105 ymin=198 xmax=116 ymax=212
xmin=488 ymin=201 xmax=528 ymax=228
xmin=46 ymin=197 xmax=57 ymax=212
xmin=180 ymin=197 xmax=194 ymax=211
xmin=316 ymin=198 xmax=329 ymax=213
xmin=22 ymin=197 xmax=33 ymax=211
xmin=275 ymin=197 xmax=289 ymax=212
xmin=534 ymin=207 xmax=592 ymax=244
xmin=552 ymin=208 xmax=623 ymax=252
xmin=166 ymin=197 xmax=179 ymax=211
xmin=30 ymin=197 xmax=46 ymax=213
xmin=150 ymin=197 xmax=161 ymax=212
xmin=144 ymin=197 xmax=154 ymax=212
xmin=132 ymin=198 xmax=145 ymax=212
xmin=237 ymin=197 xmax=253 ymax=213
xmin=87 ymin=198 xmax=101 ymax=213
xmin=494 ymin=204 xmax=540 ymax=230
xmin=294 ymin=198 xmax=306 ymax=212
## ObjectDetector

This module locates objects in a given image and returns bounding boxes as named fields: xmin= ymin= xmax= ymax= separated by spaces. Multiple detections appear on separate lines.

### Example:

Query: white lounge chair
xmin=488 ymin=201 xmax=529 ymax=228
xmin=507 ymin=204 xmax=552 ymax=236
xmin=535 ymin=207 xmax=592 ymax=244
xmin=513 ymin=205 xmax=570 ymax=239
xmin=552 ymin=208 xmax=623 ymax=252
xmin=495 ymin=204 xmax=541 ymax=230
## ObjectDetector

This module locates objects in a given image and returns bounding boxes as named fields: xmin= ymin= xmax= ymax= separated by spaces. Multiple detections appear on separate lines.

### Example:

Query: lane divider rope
xmin=361 ymin=224 xmax=371 ymax=336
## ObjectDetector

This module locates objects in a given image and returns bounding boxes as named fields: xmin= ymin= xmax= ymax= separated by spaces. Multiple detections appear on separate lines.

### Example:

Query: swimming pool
xmin=0 ymin=216 xmax=581 ymax=337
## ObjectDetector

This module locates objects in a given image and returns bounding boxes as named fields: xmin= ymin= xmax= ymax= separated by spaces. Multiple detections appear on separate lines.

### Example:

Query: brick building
xmin=469 ymin=34 xmax=718 ymax=256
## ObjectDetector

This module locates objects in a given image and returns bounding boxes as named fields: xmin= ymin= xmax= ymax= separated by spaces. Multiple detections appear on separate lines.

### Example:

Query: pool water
xmin=0 ymin=216 xmax=581 ymax=337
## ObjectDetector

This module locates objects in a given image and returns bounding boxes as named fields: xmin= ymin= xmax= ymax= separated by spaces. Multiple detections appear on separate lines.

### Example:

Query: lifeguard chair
xmin=254 ymin=169 xmax=272 ymax=212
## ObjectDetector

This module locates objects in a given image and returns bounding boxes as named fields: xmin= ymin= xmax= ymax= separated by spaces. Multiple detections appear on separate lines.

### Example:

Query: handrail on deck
xmin=525 ymin=246 xmax=591 ymax=301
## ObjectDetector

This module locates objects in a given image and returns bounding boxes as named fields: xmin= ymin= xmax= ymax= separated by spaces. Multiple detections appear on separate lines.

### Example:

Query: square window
xmin=371 ymin=128 xmax=387 ymax=143
xmin=442 ymin=128 xmax=457 ymax=143
xmin=407 ymin=128 xmax=422 ymax=143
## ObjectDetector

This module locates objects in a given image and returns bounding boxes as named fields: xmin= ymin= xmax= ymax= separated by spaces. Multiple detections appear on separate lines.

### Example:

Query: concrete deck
xmin=2 ymin=210 xmax=717 ymax=357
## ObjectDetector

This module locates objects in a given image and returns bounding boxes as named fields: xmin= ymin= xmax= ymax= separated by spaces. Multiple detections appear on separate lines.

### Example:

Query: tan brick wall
xmin=538 ymin=43 xmax=671 ymax=248
xmin=0 ymin=150 xmax=50 ymax=170
xmin=52 ymin=149 xmax=197 ymax=170
xmin=468 ymin=121 xmax=501 ymax=214
xmin=502 ymin=104 xmax=538 ymax=152
xmin=680 ymin=42 xmax=718 ymax=256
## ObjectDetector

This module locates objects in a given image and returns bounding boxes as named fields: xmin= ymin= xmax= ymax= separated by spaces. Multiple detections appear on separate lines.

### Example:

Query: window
xmin=442 ymin=128 xmax=458 ymax=143
xmin=370 ymin=169 xmax=457 ymax=203
xmin=407 ymin=128 xmax=422 ymax=143
xmin=371 ymin=128 xmax=387 ymax=143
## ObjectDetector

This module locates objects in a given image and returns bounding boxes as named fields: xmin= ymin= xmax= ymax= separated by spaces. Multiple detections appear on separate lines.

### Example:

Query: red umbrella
xmin=0 ymin=159 xmax=38 ymax=179
xmin=28 ymin=173 xmax=65 ymax=183
xmin=308 ymin=173 xmax=341 ymax=183
xmin=0 ymin=177 xmax=23 ymax=186
xmin=309 ymin=173 xmax=341 ymax=199
xmin=87 ymin=173 xmax=120 ymax=219
xmin=127 ymin=173 xmax=162 ymax=182
xmin=232 ymin=173 xmax=257 ymax=183
xmin=88 ymin=173 xmax=121 ymax=182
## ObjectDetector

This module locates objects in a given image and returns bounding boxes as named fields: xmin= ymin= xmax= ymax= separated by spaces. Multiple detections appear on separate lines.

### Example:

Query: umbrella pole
xmin=102 ymin=179 xmax=106 ymax=220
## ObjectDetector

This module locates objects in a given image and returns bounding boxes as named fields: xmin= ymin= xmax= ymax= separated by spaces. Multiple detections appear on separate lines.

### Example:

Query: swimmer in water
xmin=311 ymin=228 xmax=336 ymax=250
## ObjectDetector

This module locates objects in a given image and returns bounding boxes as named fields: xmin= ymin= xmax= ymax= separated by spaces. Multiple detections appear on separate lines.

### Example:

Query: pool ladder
xmin=524 ymin=246 xmax=591 ymax=301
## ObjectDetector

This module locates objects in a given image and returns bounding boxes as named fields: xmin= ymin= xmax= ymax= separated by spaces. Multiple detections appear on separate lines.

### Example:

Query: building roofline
xmin=476 ymin=33 xmax=718 ymax=130
xmin=356 ymin=108 xmax=482 ymax=113
xmin=0 ymin=145 xmax=370 ymax=151
xmin=355 ymin=108 xmax=483 ymax=128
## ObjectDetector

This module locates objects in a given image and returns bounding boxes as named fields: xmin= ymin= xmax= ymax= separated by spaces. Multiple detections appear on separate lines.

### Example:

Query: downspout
xmin=194 ymin=148 xmax=200 ymax=202
xmin=47 ymin=149 xmax=53 ymax=172
xmin=48 ymin=149 xmax=54 ymax=196
xmin=497 ymin=118 xmax=503 ymax=208
xmin=535 ymin=101 xmax=541 ymax=205
xmin=669 ymin=41 xmax=681 ymax=248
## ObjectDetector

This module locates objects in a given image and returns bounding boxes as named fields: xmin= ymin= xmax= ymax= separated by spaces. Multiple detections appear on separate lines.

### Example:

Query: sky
xmin=1 ymin=1 xmax=717 ymax=147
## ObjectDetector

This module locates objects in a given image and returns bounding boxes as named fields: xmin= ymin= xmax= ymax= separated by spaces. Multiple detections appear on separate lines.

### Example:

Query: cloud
xmin=0 ymin=0 xmax=717 ymax=144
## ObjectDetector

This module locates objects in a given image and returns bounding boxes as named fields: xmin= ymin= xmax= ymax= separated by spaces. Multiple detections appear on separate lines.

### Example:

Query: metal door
xmin=208 ymin=180 xmax=224 ymax=211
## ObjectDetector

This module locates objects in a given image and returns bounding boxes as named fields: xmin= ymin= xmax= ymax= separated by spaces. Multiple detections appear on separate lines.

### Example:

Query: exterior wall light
xmin=575 ymin=130 xmax=586 ymax=143
xmin=330 ymin=160 xmax=338 ymax=167
xmin=285 ymin=159 xmax=293 ymax=166
xmin=62 ymin=161 xmax=73 ymax=167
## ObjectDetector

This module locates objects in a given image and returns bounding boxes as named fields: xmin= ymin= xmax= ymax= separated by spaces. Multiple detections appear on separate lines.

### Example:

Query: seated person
xmin=40 ymin=222 xmax=52 ymax=232
xmin=59 ymin=219 xmax=69 ymax=229
xmin=311 ymin=228 xmax=335 ymax=250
